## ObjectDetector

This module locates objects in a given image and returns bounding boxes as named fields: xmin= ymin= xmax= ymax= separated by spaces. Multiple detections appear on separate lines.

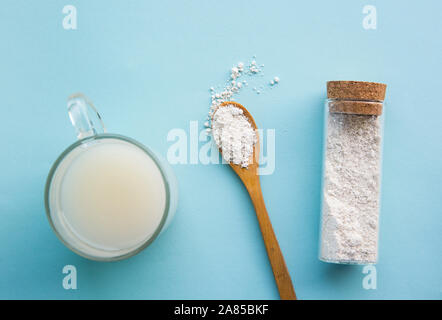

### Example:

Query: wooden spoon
xmin=214 ymin=101 xmax=297 ymax=300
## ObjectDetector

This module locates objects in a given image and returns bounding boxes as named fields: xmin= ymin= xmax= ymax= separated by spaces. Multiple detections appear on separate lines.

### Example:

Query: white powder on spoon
xmin=207 ymin=57 xmax=279 ymax=167
xmin=211 ymin=105 xmax=257 ymax=168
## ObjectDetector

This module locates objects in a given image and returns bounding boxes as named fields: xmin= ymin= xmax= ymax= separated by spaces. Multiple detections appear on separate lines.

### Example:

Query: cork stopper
xmin=327 ymin=81 xmax=387 ymax=116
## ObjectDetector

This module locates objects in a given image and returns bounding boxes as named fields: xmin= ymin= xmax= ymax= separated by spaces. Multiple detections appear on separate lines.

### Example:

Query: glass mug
xmin=45 ymin=94 xmax=178 ymax=261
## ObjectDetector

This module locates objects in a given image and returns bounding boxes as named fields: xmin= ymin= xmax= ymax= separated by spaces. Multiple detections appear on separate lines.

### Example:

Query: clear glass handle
xmin=67 ymin=93 xmax=106 ymax=140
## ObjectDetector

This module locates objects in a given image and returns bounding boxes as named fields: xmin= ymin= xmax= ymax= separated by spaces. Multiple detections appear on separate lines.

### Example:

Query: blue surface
xmin=0 ymin=0 xmax=441 ymax=299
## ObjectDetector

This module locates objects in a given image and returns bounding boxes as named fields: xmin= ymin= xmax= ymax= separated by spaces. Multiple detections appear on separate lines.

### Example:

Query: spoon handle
xmin=246 ymin=182 xmax=297 ymax=300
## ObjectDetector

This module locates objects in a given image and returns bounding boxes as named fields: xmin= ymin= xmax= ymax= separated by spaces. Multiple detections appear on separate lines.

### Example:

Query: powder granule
xmin=211 ymin=105 xmax=257 ymax=168
xmin=320 ymin=113 xmax=382 ymax=264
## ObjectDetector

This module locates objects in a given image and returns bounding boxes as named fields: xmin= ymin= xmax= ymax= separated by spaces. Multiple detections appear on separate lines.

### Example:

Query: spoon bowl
xmin=214 ymin=101 xmax=259 ymax=177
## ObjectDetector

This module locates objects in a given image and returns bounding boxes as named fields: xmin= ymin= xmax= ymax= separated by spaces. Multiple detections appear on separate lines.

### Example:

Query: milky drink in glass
xmin=45 ymin=94 xmax=178 ymax=261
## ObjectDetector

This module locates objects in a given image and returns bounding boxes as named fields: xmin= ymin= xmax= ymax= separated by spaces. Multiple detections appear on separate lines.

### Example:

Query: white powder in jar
xmin=320 ymin=113 xmax=382 ymax=264
xmin=211 ymin=105 xmax=257 ymax=168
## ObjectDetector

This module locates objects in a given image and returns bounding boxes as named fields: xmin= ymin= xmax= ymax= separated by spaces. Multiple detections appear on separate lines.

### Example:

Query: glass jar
xmin=319 ymin=81 xmax=387 ymax=264
xmin=45 ymin=94 xmax=178 ymax=261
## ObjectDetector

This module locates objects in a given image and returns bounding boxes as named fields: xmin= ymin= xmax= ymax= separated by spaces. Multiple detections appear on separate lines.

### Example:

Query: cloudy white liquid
xmin=59 ymin=139 xmax=166 ymax=251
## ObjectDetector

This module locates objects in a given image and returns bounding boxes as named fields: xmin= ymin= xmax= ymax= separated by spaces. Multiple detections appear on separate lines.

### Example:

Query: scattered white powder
xmin=270 ymin=77 xmax=280 ymax=86
xmin=208 ymin=58 xmax=280 ymax=119
xmin=211 ymin=105 xmax=257 ymax=168
xmin=208 ymin=60 xmax=261 ymax=118
xmin=320 ymin=114 xmax=382 ymax=264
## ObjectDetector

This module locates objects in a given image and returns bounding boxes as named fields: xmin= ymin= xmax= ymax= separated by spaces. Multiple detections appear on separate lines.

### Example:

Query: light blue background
xmin=0 ymin=0 xmax=441 ymax=300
